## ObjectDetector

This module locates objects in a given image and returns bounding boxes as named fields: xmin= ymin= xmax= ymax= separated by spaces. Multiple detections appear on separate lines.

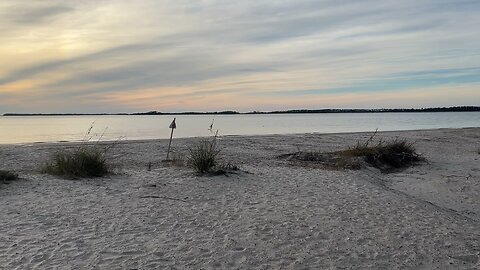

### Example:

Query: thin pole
xmin=166 ymin=118 xmax=176 ymax=160
xmin=166 ymin=127 xmax=174 ymax=160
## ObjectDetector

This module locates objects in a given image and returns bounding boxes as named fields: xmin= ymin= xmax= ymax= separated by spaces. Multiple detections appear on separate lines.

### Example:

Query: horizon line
xmin=3 ymin=106 xmax=480 ymax=116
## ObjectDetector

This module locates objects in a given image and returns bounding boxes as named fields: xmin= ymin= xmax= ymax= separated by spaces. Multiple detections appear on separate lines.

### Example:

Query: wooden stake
xmin=166 ymin=118 xmax=176 ymax=160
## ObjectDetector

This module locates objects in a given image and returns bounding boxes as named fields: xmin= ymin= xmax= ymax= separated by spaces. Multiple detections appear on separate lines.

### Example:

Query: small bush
xmin=342 ymin=139 xmax=424 ymax=170
xmin=279 ymin=132 xmax=424 ymax=173
xmin=188 ymin=129 xmax=241 ymax=175
xmin=42 ymin=146 xmax=109 ymax=178
xmin=188 ymin=138 xmax=219 ymax=174
xmin=0 ymin=170 xmax=18 ymax=182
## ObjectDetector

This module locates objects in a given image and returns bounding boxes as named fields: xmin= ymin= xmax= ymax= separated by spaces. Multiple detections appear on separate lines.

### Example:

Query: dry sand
xmin=0 ymin=128 xmax=479 ymax=269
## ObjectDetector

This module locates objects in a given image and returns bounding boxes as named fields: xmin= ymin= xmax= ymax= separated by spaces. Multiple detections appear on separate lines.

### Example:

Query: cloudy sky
xmin=1 ymin=0 xmax=479 ymax=113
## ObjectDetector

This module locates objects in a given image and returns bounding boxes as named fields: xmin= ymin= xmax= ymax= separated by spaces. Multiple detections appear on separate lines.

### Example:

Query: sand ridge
xmin=0 ymin=128 xmax=479 ymax=269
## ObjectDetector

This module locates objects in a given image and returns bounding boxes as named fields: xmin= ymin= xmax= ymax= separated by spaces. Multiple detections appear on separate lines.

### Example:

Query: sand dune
xmin=1 ymin=128 xmax=479 ymax=269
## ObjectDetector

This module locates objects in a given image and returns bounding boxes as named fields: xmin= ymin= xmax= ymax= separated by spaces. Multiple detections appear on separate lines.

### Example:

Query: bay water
xmin=0 ymin=112 xmax=479 ymax=144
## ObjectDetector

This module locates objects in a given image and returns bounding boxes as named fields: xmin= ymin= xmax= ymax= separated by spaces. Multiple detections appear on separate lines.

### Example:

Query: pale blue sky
xmin=0 ymin=0 xmax=479 ymax=113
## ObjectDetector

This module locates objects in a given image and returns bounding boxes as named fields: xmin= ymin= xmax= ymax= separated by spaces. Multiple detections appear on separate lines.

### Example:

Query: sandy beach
xmin=0 ymin=127 xmax=479 ymax=269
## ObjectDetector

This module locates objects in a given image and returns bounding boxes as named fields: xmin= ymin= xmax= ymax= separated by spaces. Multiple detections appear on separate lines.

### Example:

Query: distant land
xmin=3 ymin=106 xmax=480 ymax=116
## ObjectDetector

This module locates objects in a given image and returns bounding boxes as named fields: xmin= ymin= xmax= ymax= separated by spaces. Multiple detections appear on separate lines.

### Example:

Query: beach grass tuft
xmin=0 ymin=170 xmax=18 ymax=182
xmin=42 ymin=146 xmax=110 ymax=178
xmin=188 ymin=138 xmax=219 ymax=174
xmin=340 ymin=138 xmax=424 ymax=171
xmin=42 ymin=122 xmax=115 ymax=178
xmin=280 ymin=131 xmax=424 ymax=172
xmin=187 ymin=130 xmax=240 ymax=175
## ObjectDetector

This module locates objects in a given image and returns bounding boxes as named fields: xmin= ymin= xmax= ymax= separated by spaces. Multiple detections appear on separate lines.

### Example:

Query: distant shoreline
xmin=2 ymin=106 xmax=480 ymax=116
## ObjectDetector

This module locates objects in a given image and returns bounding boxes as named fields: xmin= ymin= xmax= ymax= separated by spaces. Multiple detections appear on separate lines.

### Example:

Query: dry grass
xmin=280 ymin=131 xmax=424 ymax=173
xmin=340 ymin=138 xmax=424 ymax=171
xmin=188 ymin=138 xmax=219 ymax=174
xmin=279 ymin=152 xmax=363 ymax=170
xmin=211 ymin=162 xmax=241 ymax=176
xmin=187 ymin=131 xmax=240 ymax=176
xmin=42 ymin=146 xmax=110 ymax=178
xmin=41 ymin=123 xmax=115 ymax=178
xmin=0 ymin=170 xmax=18 ymax=182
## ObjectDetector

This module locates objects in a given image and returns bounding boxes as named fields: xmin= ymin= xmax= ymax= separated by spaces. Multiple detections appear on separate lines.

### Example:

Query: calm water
xmin=0 ymin=112 xmax=479 ymax=144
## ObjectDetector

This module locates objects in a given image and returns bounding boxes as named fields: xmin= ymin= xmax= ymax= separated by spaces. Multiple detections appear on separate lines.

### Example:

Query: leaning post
xmin=166 ymin=118 xmax=176 ymax=160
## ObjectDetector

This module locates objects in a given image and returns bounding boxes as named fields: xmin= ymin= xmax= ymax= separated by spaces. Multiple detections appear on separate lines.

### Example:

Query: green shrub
xmin=42 ymin=146 xmax=109 ymax=178
xmin=188 ymin=138 xmax=219 ymax=174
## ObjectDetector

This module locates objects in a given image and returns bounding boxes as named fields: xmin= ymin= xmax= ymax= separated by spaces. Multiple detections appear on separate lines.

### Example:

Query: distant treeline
xmin=264 ymin=106 xmax=480 ymax=114
xmin=3 ymin=106 xmax=479 ymax=116
xmin=132 ymin=110 xmax=240 ymax=115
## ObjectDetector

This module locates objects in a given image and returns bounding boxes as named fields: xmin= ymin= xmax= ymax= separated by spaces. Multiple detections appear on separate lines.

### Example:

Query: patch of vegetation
xmin=0 ymin=170 xmax=18 ymax=182
xmin=188 ymin=131 xmax=240 ymax=176
xmin=279 ymin=152 xmax=363 ymax=170
xmin=212 ymin=162 xmax=241 ymax=176
xmin=188 ymin=137 xmax=219 ymax=174
xmin=42 ymin=122 xmax=115 ymax=178
xmin=280 ymin=131 xmax=425 ymax=173
xmin=42 ymin=146 xmax=110 ymax=178
xmin=341 ymin=138 xmax=424 ymax=171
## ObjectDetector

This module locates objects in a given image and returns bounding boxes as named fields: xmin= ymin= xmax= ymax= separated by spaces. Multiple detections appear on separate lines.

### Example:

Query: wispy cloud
xmin=261 ymin=67 xmax=480 ymax=96
xmin=9 ymin=5 xmax=73 ymax=24
xmin=0 ymin=0 xmax=479 ymax=112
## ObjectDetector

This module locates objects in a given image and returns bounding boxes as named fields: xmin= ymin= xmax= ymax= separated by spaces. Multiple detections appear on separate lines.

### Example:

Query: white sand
xmin=0 ymin=128 xmax=479 ymax=269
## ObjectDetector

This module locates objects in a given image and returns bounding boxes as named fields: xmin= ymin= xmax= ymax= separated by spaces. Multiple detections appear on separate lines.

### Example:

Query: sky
xmin=0 ymin=0 xmax=479 ymax=113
